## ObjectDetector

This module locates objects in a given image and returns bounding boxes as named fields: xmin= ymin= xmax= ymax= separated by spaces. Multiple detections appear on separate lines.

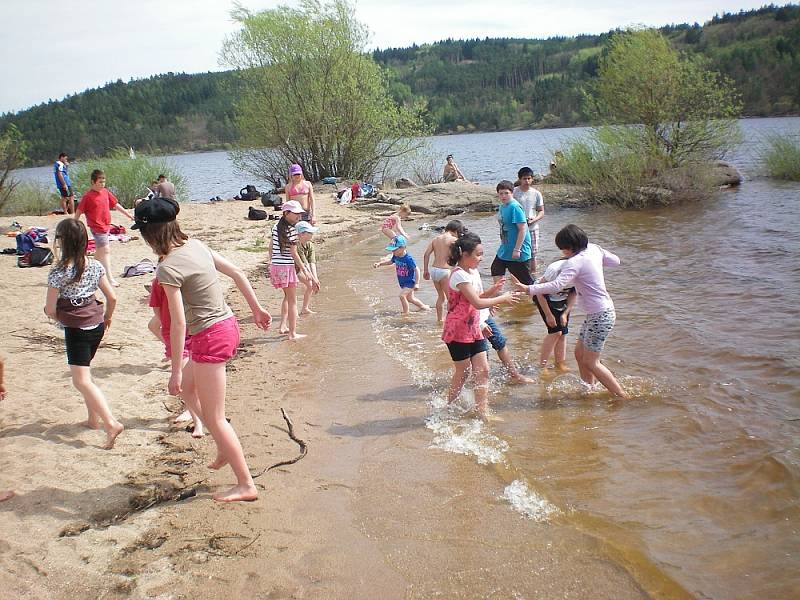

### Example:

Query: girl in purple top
xmin=515 ymin=224 xmax=628 ymax=398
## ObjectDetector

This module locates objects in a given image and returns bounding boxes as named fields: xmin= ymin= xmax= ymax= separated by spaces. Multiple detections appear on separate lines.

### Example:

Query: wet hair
xmin=158 ymin=174 xmax=166 ymax=180
xmin=444 ymin=219 xmax=465 ymax=236
xmin=90 ymin=169 xmax=104 ymax=183
xmin=517 ymin=166 xmax=534 ymax=178
xmin=54 ymin=219 xmax=89 ymax=284
xmin=141 ymin=220 xmax=189 ymax=257
xmin=496 ymin=180 xmax=514 ymax=193
xmin=555 ymin=224 xmax=589 ymax=253
xmin=58 ymin=152 xmax=68 ymax=160
xmin=276 ymin=217 xmax=295 ymax=254
xmin=447 ymin=231 xmax=482 ymax=266
xmin=398 ymin=203 xmax=411 ymax=215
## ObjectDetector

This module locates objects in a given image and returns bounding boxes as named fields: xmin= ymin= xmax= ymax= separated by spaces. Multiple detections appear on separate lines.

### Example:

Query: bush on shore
xmin=761 ymin=135 xmax=800 ymax=181
xmin=0 ymin=181 xmax=60 ymax=216
xmin=70 ymin=148 xmax=186 ymax=208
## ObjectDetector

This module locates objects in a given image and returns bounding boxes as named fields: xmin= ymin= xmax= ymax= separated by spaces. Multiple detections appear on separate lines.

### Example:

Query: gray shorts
xmin=578 ymin=308 xmax=616 ymax=353
xmin=92 ymin=231 xmax=109 ymax=248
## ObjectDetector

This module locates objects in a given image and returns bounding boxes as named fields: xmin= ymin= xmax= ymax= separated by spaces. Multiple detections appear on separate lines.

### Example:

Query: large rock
xmin=395 ymin=178 xmax=418 ymax=189
xmin=709 ymin=161 xmax=743 ymax=186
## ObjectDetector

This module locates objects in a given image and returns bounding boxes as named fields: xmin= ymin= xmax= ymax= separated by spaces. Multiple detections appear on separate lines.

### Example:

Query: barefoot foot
xmin=110 ymin=280 xmax=121 ymax=288
xmin=83 ymin=417 xmax=102 ymax=430
xmin=103 ymin=422 xmax=124 ymax=449
xmin=213 ymin=484 xmax=258 ymax=503
xmin=0 ymin=490 xmax=15 ymax=502
xmin=191 ymin=424 xmax=205 ymax=439
xmin=510 ymin=373 xmax=535 ymax=384
xmin=208 ymin=456 xmax=228 ymax=470
xmin=173 ymin=409 xmax=192 ymax=423
xmin=287 ymin=333 xmax=307 ymax=341
xmin=299 ymin=308 xmax=316 ymax=315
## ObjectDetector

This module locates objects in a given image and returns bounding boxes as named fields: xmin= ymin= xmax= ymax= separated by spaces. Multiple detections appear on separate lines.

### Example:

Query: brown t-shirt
xmin=155 ymin=180 xmax=176 ymax=200
xmin=156 ymin=239 xmax=232 ymax=335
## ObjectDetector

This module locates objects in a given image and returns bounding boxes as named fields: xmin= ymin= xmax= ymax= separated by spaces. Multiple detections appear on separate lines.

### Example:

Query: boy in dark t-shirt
xmin=373 ymin=235 xmax=430 ymax=315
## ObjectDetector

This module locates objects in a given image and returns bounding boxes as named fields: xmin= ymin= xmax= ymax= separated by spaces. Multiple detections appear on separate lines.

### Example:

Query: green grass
xmin=236 ymin=237 xmax=267 ymax=253
xmin=761 ymin=134 xmax=800 ymax=181
xmin=0 ymin=181 xmax=60 ymax=216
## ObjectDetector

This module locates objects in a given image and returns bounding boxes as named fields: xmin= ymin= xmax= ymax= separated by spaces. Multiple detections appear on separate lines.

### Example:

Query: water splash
xmin=502 ymin=480 xmax=559 ymax=521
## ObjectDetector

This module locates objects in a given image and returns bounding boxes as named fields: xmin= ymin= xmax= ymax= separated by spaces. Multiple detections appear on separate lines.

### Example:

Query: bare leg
xmin=581 ymin=348 xmax=628 ymax=398
xmin=300 ymin=279 xmax=315 ymax=315
xmin=470 ymin=352 xmax=491 ymax=414
xmin=539 ymin=332 xmax=561 ymax=368
xmin=555 ymin=335 xmax=569 ymax=372
xmin=279 ymin=292 xmax=289 ymax=334
xmin=180 ymin=357 xmax=204 ymax=438
xmin=408 ymin=291 xmax=430 ymax=311
xmin=399 ymin=290 xmax=410 ymax=314
xmin=192 ymin=361 xmax=257 ymax=502
xmin=433 ymin=278 xmax=446 ymax=322
xmin=94 ymin=244 xmax=118 ymax=286
xmin=575 ymin=341 xmax=596 ymax=386
xmin=447 ymin=359 xmax=471 ymax=404
xmin=70 ymin=365 xmax=124 ymax=449
xmin=496 ymin=347 xmax=534 ymax=383
xmin=66 ymin=195 xmax=75 ymax=215
xmin=285 ymin=286 xmax=305 ymax=340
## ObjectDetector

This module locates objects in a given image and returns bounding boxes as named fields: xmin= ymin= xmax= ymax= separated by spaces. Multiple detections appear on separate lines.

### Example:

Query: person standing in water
xmin=514 ymin=224 xmax=628 ymax=398
xmin=423 ymin=219 xmax=464 ymax=322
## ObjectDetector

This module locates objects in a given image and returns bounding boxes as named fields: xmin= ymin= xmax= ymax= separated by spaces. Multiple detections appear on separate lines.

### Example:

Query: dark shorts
xmin=58 ymin=186 xmax=73 ymax=198
xmin=483 ymin=316 xmax=507 ymax=351
xmin=64 ymin=323 xmax=105 ymax=366
xmin=534 ymin=296 xmax=570 ymax=335
xmin=445 ymin=339 xmax=489 ymax=362
xmin=490 ymin=256 xmax=535 ymax=285
xmin=399 ymin=281 xmax=416 ymax=289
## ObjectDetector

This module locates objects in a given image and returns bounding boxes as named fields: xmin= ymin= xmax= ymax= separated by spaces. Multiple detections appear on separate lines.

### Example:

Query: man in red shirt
xmin=74 ymin=169 xmax=134 ymax=287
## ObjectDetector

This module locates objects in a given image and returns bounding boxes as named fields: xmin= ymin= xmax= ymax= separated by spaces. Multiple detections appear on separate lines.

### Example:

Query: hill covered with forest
xmin=3 ymin=4 xmax=798 ymax=165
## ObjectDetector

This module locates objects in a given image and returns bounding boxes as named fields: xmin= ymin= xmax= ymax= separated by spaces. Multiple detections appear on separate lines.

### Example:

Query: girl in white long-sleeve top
xmin=514 ymin=224 xmax=628 ymax=398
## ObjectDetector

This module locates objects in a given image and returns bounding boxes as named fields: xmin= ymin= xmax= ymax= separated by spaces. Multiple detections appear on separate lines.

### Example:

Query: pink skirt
xmin=270 ymin=264 xmax=299 ymax=288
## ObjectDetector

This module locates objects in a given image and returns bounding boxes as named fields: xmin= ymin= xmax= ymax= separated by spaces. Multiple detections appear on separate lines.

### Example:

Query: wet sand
xmin=0 ymin=187 xmax=659 ymax=598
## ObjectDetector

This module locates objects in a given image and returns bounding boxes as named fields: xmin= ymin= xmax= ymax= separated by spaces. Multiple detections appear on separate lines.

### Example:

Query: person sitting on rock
xmin=443 ymin=155 xmax=469 ymax=183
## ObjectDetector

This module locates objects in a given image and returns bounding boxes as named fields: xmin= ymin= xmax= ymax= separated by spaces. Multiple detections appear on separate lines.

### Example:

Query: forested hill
xmin=4 ymin=4 xmax=799 ymax=165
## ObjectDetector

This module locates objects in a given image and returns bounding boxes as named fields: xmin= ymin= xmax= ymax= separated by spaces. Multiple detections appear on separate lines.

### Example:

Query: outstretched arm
xmin=210 ymin=249 xmax=272 ymax=330
xmin=115 ymin=203 xmax=134 ymax=222
xmin=373 ymin=257 xmax=393 ymax=268
xmin=601 ymin=246 xmax=621 ymax=267
xmin=458 ymin=281 xmax=519 ymax=310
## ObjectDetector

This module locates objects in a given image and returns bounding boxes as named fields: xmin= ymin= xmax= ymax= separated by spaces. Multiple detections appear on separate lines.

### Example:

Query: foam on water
xmin=502 ymin=479 xmax=560 ymax=521
xmin=426 ymin=412 xmax=509 ymax=465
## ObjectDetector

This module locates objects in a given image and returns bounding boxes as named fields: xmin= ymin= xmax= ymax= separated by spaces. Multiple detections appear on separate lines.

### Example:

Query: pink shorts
xmin=162 ymin=331 xmax=191 ymax=360
xmin=270 ymin=264 xmax=298 ymax=288
xmin=187 ymin=316 xmax=239 ymax=363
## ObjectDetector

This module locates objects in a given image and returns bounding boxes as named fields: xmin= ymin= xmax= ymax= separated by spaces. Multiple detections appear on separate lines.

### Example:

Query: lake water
xmin=14 ymin=117 xmax=800 ymax=200
xmin=13 ymin=118 xmax=800 ymax=597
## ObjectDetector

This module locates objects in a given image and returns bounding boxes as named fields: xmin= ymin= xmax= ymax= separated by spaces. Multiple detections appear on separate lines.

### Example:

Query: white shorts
xmin=430 ymin=266 xmax=450 ymax=283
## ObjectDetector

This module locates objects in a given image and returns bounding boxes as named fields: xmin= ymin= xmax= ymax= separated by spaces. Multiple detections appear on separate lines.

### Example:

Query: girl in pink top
xmin=515 ymin=224 xmax=627 ymax=398
xmin=380 ymin=203 xmax=411 ymax=240
xmin=443 ymin=232 xmax=520 ymax=417
xmin=286 ymin=164 xmax=316 ymax=224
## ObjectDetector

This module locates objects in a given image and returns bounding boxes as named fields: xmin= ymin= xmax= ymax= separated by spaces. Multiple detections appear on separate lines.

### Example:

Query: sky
xmin=0 ymin=0 xmax=780 ymax=114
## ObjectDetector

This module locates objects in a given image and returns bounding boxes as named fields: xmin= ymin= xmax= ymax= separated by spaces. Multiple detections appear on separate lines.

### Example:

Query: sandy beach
xmin=1 ymin=184 xmax=654 ymax=599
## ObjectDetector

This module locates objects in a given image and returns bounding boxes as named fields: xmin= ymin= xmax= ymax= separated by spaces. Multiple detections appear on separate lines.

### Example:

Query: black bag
xmin=239 ymin=185 xmax=260 ymax=201
xmin=18 ymin=246 xmax=54 ymax=268
xmin=260 ymin=191 xmax=277 ymax=207
xmin=248 ymin=206 xmax=268 ymax=220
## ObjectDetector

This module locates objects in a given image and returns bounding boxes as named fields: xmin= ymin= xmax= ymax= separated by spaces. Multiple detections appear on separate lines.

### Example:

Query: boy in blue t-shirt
xmin=490 ymin=179 xmax=534 ymax=285
xmin=373 ymin=235 xmax=431 ymax=314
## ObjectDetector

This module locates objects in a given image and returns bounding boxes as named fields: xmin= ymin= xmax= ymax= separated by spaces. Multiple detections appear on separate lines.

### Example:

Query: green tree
xmin=220 ymin=0 xmax=426 ymax=184
xmin=591 ymin=28 xmax=742 ymax=164
xmin=0 ymin=124 xmax=28 ymax=211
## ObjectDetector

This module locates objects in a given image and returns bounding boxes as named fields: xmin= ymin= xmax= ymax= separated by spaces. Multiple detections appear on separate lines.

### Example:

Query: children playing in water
xmin=74 ymin=169 xmax=134 ymax=287
xmin=491 ymin=180 xmax=535 ymax=286
xmin=134 ymin=196 xmax=272 ymax=502
xmin=45 ymin=218 xmax=124 ymax=449
xmin=423 ymin=219 xmax=464 ymax=322
xmin=295 ymin=221 xmax=321 ymax=315
xmin=513 ymin=166 xmax=544 ymax=274
xmin=381 ymin=204 xmax=412 ymax=240
xmin=442 ymin=232 xmax=520 ymax=417
xmin=514 ymin=224 xmax=628 ymax=398
xmin=286 ymin=164 xmax=316 ymax=224
xmin=148 ymin=277 xmax=204 ymax=437
xmin=373 ymin=235 xmax=430 ymax=314
xmin=532 ymin=258 xmax=576 ymax=374
xmin=270 ymin=200 xmax=318 ymax=340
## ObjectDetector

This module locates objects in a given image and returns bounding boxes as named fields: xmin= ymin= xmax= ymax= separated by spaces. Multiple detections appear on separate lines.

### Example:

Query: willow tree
xmin=221 ymin=0 xmax=426 ymax=184
xmin=592 ymin=28 xmax=742 ymax=165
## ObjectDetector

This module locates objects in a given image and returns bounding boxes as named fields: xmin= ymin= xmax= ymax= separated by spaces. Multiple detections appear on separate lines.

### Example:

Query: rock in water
xmin=395 ymin=178 xmax=418 ymax=189
xmin=710 ymin=161 xmax=743 ymax=186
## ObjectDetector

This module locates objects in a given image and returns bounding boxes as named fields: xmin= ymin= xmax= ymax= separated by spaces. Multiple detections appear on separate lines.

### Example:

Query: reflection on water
xmin=350 ymin=177 xmax=800 ymax=598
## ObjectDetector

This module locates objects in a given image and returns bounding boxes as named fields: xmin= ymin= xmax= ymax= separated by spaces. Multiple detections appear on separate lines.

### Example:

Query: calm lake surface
xmin=14 ymin=118 xmax=800 ymax=597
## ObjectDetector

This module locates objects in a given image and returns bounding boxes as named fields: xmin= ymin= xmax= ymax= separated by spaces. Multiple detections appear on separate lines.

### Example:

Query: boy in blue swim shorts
xmin=373 ymin=235 xmax=431 ymax=314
